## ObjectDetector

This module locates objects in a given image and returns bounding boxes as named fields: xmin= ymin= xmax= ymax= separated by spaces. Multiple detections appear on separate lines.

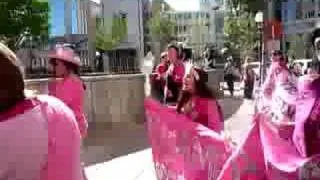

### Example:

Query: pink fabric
xmin=0 ymin=99 xmax=47 ymax=180
xmin=217 ymin=114 xmax=266 ymax=180
xmin=188 ymin=97 xmax=223 ymax=132
xmin=49 ymin=75 xmax=88 ymax=137
xmin=262 ymin=62 xmax=297 ymax=104
xmin=145 ymin=98 xmax=231 ymax=180
xmin=37 ymin=95 xmax=83 ymax=180
xmin=293 ymin=75 xmax=319 ymax=157
xmin=0 ymin=95 xmax=83 ymax=180
xmin=218 ymin=112 xmax=320 ymax=179
xmin=171 ymin=62 xmax=185 ymax=84
xmin=0 ymin=99 xmax=39 ymax=122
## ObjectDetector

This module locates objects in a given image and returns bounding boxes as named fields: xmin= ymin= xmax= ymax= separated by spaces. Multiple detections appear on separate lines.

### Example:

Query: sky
xmin=165 ymin=0 xmax=200 ymax=11
xmin=49 ymin=0 xmax=200 ymax=36
xmin=49 ymin=0 xmax=78 ymax=36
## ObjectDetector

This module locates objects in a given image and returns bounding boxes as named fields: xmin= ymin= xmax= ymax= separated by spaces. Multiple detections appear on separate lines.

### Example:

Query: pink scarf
xmin=145 ymin=98 xmax=231 ymax=180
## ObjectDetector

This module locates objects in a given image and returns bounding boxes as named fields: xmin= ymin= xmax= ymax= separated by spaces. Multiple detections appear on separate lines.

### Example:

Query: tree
xmin=226 ymin=0 xmax=261 ymax=15
xmin=148 ymin=13 xmax=175 ymax=45
xmin=96 ymin=16 xmax=128 ymax=51
xmin=224 ymin=12 xmax=259 ymax=60
xmin=224 ymin=0 xmax=262 ymax=62
xmin=0 ymin=0 xmax=50 ymax=49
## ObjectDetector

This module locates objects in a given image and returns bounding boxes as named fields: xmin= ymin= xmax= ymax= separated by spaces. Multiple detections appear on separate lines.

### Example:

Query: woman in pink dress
xmin=47 ymin=47 xmax=88 ymax=138
xmin=0 ymin=42 xmax=83 ymax=180
xmin=218 ymin=51 xmax=302 ymax=180
xmin=145 ymin=66 xmax=229 ymax=180
xmin=176 ymin=66 xmax=224 ymax=132
xmin=260 ymin=50 xmax=297 ymax=124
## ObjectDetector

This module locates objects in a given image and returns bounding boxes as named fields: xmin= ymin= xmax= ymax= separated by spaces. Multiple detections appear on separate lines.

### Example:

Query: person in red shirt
xmin=150 ymin=52 xmax=170 ymax=102
xmin=165 ymin=44 xmax=186 ymax=104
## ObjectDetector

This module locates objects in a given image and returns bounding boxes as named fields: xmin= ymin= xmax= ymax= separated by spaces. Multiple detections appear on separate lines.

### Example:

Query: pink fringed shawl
xmin=145 ymin=98 xmax=231 ymax=180
xmin=217 ymin=112 xmax=320 ymax=179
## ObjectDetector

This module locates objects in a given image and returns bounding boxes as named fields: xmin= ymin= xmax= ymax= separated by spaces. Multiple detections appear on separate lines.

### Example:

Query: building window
xmin=206 ymin=13 xmax=209 ymax=19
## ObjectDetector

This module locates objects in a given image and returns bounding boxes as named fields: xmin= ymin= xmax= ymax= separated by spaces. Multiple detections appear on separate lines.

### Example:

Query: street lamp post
xmin=255 ymin=11 xmax=264 ymax=85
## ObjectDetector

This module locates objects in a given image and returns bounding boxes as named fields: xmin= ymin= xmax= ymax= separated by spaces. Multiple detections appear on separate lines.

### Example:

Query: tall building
xmin=281 ymin=0 xmax=320 ymax=59
xmin=100 ymin=0 xmax=144 ymax=59
xmin=266 ymin=0 xmax=320 ymax=59
xmin=165 ymin=0 xmax=224 ymax=55
xmin=76 ymin=0 xmax=88 ymax=34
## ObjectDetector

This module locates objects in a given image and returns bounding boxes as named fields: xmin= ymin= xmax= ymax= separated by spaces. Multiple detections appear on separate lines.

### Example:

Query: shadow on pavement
xmin=82 ymin=122 xmax=150 ymax=166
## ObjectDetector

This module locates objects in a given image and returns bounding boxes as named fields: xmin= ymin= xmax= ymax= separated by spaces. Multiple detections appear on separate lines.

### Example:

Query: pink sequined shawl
xmin=145 ymin=98 xmax=231 ymax=180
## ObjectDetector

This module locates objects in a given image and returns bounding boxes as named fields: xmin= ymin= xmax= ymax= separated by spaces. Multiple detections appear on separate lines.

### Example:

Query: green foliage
xmin=96 ymin=16 xmax=128 ymax=51
xmin=226 ymin=0 xmax=262 ymax=15
xmin=148 ymin=13 xmax=175 ymax=43
xmin=224 ymin=13 xmax=259 ymax=59
xmin=224 ymin=0 xmax=262 ymax=60
xmin=0 ymin=0 xmax=50 ymax=49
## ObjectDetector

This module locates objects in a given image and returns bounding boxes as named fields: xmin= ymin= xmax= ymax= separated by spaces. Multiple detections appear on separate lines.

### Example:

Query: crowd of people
xmin=146 ymin=28 xmax=320 ymax=179
xmin=1 ymin=24 xmax=320 ymax=179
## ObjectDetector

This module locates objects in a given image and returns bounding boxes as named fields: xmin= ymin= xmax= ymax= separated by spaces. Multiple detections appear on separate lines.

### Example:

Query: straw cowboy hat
xmin=48 ymin=47 xmax=81 ymax=66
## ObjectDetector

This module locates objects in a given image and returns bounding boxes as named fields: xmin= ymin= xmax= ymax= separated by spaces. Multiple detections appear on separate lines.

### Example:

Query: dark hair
xmin=310 ymin=76 xmax=320 ymax=98
xmin=0 ymin=43 xmax=25 ymax=112
xmin=176 ymin=67 xmax=216 ymax=113
xmin=167 ymin=44 xmax=180 ymax=58
xmin=310 ymin=55 xmax=320 ymax=74
xmin=63 ymin=61 xmax=87 ymax=90
xmin=272 ymin=50 xmax=283 ymax=56
xmin=51 ymin=59 xmax=86 ymax=90
xmin=311 ymin=28 xmax=320 ymax=47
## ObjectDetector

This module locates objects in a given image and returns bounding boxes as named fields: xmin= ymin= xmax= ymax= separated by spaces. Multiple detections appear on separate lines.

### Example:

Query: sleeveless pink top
xmin=48 ymin=75 xmax=88 ymax=137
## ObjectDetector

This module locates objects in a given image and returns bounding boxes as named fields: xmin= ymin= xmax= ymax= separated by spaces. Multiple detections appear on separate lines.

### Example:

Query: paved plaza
xmin=83 ymin=89 xmax=255 ymax=180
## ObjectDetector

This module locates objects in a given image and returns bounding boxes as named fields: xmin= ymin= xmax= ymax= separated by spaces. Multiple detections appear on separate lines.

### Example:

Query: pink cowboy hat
xmin=47 ymin=47 xmax=81 ymax=66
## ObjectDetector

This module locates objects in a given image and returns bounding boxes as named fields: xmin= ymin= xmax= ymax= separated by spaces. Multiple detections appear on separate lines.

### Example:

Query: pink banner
xmin=145 ymin=98 xmax=231 ymax=180
xmin=218 ymin=113 xmax=320 ymax=179
xmin=145 ymin=97 xmax=320 ymax=179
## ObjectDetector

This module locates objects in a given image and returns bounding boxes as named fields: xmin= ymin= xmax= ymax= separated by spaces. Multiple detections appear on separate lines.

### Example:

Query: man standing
xmin=164 ymin=44 xmax=185 ymax=104
xmin=224 ymin=57 xmax=236 ymax=97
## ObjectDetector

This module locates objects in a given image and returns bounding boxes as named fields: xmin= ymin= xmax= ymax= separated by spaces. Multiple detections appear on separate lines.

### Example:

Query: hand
xmin=182 ymin=101 xmax=193 ymax=114
xmin=166 ymin=89 xmax=173 ymax=97
xmin=167 ymin=64 xmax=174 ymax=75
xmin=80 ymin=121 xmax=88 ymax=139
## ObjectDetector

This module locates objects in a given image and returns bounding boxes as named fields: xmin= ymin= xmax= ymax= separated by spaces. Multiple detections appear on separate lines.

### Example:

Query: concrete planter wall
xmin=25 ymin=74 xmax=145 ymax=124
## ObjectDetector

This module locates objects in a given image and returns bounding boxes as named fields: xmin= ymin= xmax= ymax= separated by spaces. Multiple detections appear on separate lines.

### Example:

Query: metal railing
xmin=19 ymin=48 xmax=141 ymax=79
